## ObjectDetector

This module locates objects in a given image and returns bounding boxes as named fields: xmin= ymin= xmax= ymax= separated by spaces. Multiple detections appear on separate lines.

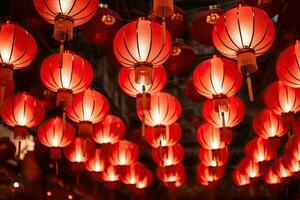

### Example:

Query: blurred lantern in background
xmin=84 ymin=147 xmax=106 ymax=173
xmin=238 ymin=158 xmax=261 ymax=179
xmin=151 ymin=143 xmax=184 ymax=167
xmin=157 ymin=163 xmax=185 ymax=187
xmin=232 ymin=169 xmax=250 ymax=186
xmin=101 ymin=165 xmax=120 ymax=190
xmin=135 ymin=168 xmax=153 ymax=194
xmin=196 ymin=163 xmax=225 ymax=183
xmin=198 ymin=148 xmax=229 ymax=167
xmin=120 ymin=162 xmax=146 ymax=186
xmin=263 ymin=165 xmax=282 ymax=185
xmin=275 ymin=157 xmax=293 ymax=179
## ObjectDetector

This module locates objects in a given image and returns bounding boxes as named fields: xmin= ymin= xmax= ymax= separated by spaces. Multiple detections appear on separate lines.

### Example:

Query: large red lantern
xmin=114 ymin=19 xmax=172 ymax=85
xmin=190 ymin=5 xmax=224 ymax=45
xmin=151 ymin=143 xmax=184 ymax=167
xmin=196 ymin=163 xmax=225 ymax=183
xmin=202 ymin=96 xmax=245 ymax=130
xmin=157 ymin=163 xmax=185 ymax=184
xmin=264 ymin=81 xmax=300 ymax=127
xmin=212 ymin=5 xmax=275 ymax=101
xmin=118 ymin=66 xmax=166 ymax=111
xmin=120 ymin=162 xmax=146 ymax=185
xmin=196 ymin=123 xmax=232 ymax=150
xmin=145 ymin=123 xmax=182 ymax=148
xmin=0 ymin=21 xmax=37 ymax=84
xmin=238 ymin=158 xmax=260 ymax=178
xmin=66 ymin=88 xmax=110 ymax=137
xmin=193 ymin=55 xmax=242 ymax=112
xmin=263 ymin=165 xmax=282 ymax=184
xmin=38 ymin=117 xmax=75 ymax=159
xmin=80 ymin=4 xmax=123 ymax=46
xmin=40 ymin=51 xmax=94 ymax=106
xmin=93 ymin=114 xmax=125 ymax=146
xmin=232 ymin=169 xmax=250 ymax=186
xmin=198 ymin=148 xmax=229 ymax=167
xmin=84 ymin=147 xmax=106 ymax=173
xmin=253 ymin=109 xmax=288 ymax=139
xmin=277 ymin=41 xmax=300 ymax=88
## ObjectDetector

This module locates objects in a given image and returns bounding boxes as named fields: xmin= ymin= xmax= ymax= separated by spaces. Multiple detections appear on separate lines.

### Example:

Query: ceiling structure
xmin=1 ymin=0 xmax=300 ymax=199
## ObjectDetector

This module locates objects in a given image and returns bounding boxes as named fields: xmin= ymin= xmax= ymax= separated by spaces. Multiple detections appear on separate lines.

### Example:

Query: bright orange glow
xmin=151 ymin=144 xmax=184 ymax=167
xmin=108 ymin=140 xmax=139 ymax=166
xmin=157 ymin=163 xmax=185 ymax=183
xmin=238 ymin=158 xmax=260 ymax=178
xmin=245 ymin=138 xmax=278 ymax=162
xmin=263 ymin=165 xmax=281 ymax=184
xmin=196 ymin=163 xmax=224 ymax=183
xmin=84 ymin=148 xmax=105 ymax=172
xmin=198 ymin=148 xmax=228 ymax=167
xmin=101 ymin=165 xmax=119 ymax=182
xmin=232 ymin=169 xmax=250 ymax=186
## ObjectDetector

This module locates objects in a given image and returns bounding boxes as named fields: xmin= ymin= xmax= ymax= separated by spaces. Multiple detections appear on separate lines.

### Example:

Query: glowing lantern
xmin=118 ymin=66 xmax=166 ymax=111
xmin=286 ymin=155 xmax=300 ymax=173
xmin=232 ymin=169 xmax=250 ymax=186
xmin=151 ymin=143 xmax=184 ymax=167
xmin=93 ymin=114 xmax=125 ymax=146
xmin=66 ymin=88 xmax=110 ymax=137
xmin=238 ymin=158 xmax=261 ymax=178
xmin=263 ymin=165 xmax=282 ymax=184
xmin=212 ymin=5 xmax=275 ymax=101
xmin=291 ymin=138 xmax=300 ymax=161
xmin=120 ymin=162 xmax=146 ymax=185
xmin=114 ymin=19 xmax=172 ymax=85
xmin=38 ymin=117 xmax=75 ymax=159
xmin=84 ymin=148 xmax=106 ymax=173
xmin=253 ymin=109 xmax=288 ymax=139
xmin=198 ymin=148 xmax=229 ymax=167
xmin=264 ymin=81 xmax=300 ymax=127
xmin=202 ymin=96 xmax=245 ymax=130
xmin=135 ymin=168 xmax=153 ymax=190
xmin=196 ymin=163 xmax=225 ymax=183
xmin=196 ymin=123 xmax=232 ymax=150
xmin=275 ymin=157 xmax=293 ymax=178
xmin=157 ymin=163 xmax=185 ymax=184
xmin=101 ymin=165 xmax=119 ymax=183
xmin=145 ymin=123 xmax=182 ymax=148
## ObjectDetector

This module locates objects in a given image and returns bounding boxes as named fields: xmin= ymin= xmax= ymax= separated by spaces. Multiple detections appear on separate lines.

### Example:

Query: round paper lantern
xmin=275 ymin=157 xmax=293 ymax=178
xmin=253 ymin=109 xmax=288 ymax=139
xmin=118 ymin=66 xmax=166 ymax=111
xmin=135 ymin=169 xmax=153 ymax=189
xmin=286 ymin=155 xmax=300 ymax=173
xmin=84 ymin=147 xmax=106 ymax=173
xmin=0 ymin=21 xmax=37 ymax=84
xmin=40 ymin=51 xmax=94 ymax=106
xmin=63 ymin=137 xmax=96 ymax=163
xmin=108 ymin=140 xmax=139 ymax=167
xmin=93 ymin=115 xmax=126 ymax=145
xmin=145 ymin=123 xmax=182 ymax=148
xmin=263 ymin=165 xmax=282 ymax=184
xmin=202 ymin=96 xmax=245 ymax=129
xmin=114 ymin=19 xmax=172 ymax=85
xmin=245 ymin=138 xmax=278 ymax=163
xmin=196 ymin=163 xmax=225 ymax=183
xmin=38 ymin=117 xmax=75 ymax=159
xmin=193 ymin=55 xmax=242 ymax=112
xmin=264 ymin=81 xmax=300 ymax=127
xmin=101 ymin=164 xmax=119 ymax=182
xmin=277 ymin=41 xmax=300 ymax=88
xmin=212 ymin=5 xmax=275 ymax=101
xmin=232 ymin=169 xmax=250 ymax=186
xmin=291 ymin=138 xmax=300 ymax=161
xmin=80 ymin=4 xmax=123 ymax=46
xmin=238 ymin=158 xmax=261 ymax=178
xmin=198 ymin=148 xmax=229 ymax=167
xmin=120 ymin=162 xmax=146 ymax=185
xmin=196 ymin=123 xmax=232 ymax=150
xmin=190 ymin=5 xmax=224 ymax=45
xmin=151 ymin=143 xmax=184 ymax=167
xmin=157 ymin=163 xmax=185 ymax=183
xmin=184 ymin=78 xmax=206 ymax=103
xmin=164 ymin=40 xmax=195 ymax=76
xmin=66 ymin=88 xmax=110 ymax=137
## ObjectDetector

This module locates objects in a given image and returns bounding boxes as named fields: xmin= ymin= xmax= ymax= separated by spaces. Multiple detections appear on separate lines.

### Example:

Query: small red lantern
xmin=238 ymin=158 xmax=261 ymax=178
xmin=164 ymin=40 xmax=195 ymax=76
xmin=264 ymin=81 xmax=300 ymax=127
xmin=145 ymin=123 xmax=182 ymax=148
xmin=80 ymin=4 xmax=123 ymax=46
xmin=157 ymin=163 xmax=185 ymax=183
xmin=93 ymin=114 xmax=125 ymax=145
xmin=253 ymin=109 xmax=288 ymax=139
xmin=285 ymin=155 xmax=300 ymax=173
xmin=38 ymin=117 xmax=75 ymax=159
xmin=66 ymin=88 xmax=110 ymax=137
xmin=120 ymin=162 xmax=146 ymax=185
xmin=212 ymin=5 xmax=275 ymax=101
xmin=151 ymin=143 xmax=184 ymax=167
xmin=196 ymin=123 xmax=232 ymax=150
xmin=202 ymin=96 xmax=245 ymax=130
xmin=198 ymin=148 xmax=229 ymax=167
xmin=114 ymin=19 xmax=172 ymax=85
xmin=275 ymin=157 xmax=293 ymax=178
xmin=232 ymin=169 xmax=250 ymax=186
xmin=291 ymin=138 xmax=300 ymax=161
xmin=84 ymin=147 xmax=106 ymax=173
xmin=101 ymin=164 xmax=120 ymax=183
xmin=190 ymin=5 xmax=224 ymax=45
xmin=196 ymin=163 xmax=225 ymax=183
xmin=263 ymin=165 xmax=282 ymax=185
xmin=135 ymin=168 xmax=153 ymax=190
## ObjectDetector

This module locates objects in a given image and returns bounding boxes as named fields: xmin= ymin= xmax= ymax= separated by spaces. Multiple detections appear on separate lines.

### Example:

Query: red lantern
xmin=118 ymin=66 xmax=166 ymax=111
xmin=202 ymin=96 xmax=245 ymax=129
xmin=264 ymin=81 xmax=300 ymax=127
xmin=101 ymin=164 xmax=119 ymax=182
xmin=190 ymin=5 xmax=224 ymax=45
xmin=196 ymin=123 xmax=232 ymax=150
xmin=245 ymin=138 xmax=279 ymax=163
xmin=40 ymin=51 xmax=94 ymax=106
xmin=164 ymin=40 xmax=195 ymax=76
xmin=212 ymin=5 xmax=275 ymax=101
xmin=120 ymin=162 xmax=146 ymax=185
xmin=232 ymin=169 xmax=250 ymax=186
xmin=253 ymin=109 xmax=288 ymax=139
xmin=38 ymin=117 xmax=75 ymax=159
xmin=196 ymin=163 xmax=225 ymax=183
xmin=238 ymin=158 xmax=261 ymax=178
xmin=66 ymin=88 xmax=110 ymax=137
xmin=93 ymin=114 xmax=125 ymax=145
xmin=151 ymin=143 xmax=184 ymax=167
xmin=108 ymin=140 xmax=139 ymax=167
xmin=84 ymin=147 xmax=106 ymax=173
xmin=145 ymin=123 xmax=182 ymax=148
xmin=114 ymin=19 xmax=172 ymax=85
xmin=0 ymin=21 xmax=37 ymax=84
xmin=63 ymin=137 xmax=96 ymax=163
xmin=285 ymin=155 xmax=300 ymax=173
xmin=275 ymin=157 xmax=293 ymax=178
xmin=263 ymin=165 xmax=282 ymax=184
xmin=157 ymin=163 xmax=185 ymax=183
xmin=291 ymin=138 xmax=300 ymax=161
xmin=135 ymin=168 xmax=153 ymax=190
xmin=198 ymin=148 xmax=229 ymax=167
xmin=277 ymin=41 xmax=300 ymax=88
xmin=80 ymin=4 xmax=123 ymax=46
xmin=184 ymin=78 xmax=206 ymax=103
